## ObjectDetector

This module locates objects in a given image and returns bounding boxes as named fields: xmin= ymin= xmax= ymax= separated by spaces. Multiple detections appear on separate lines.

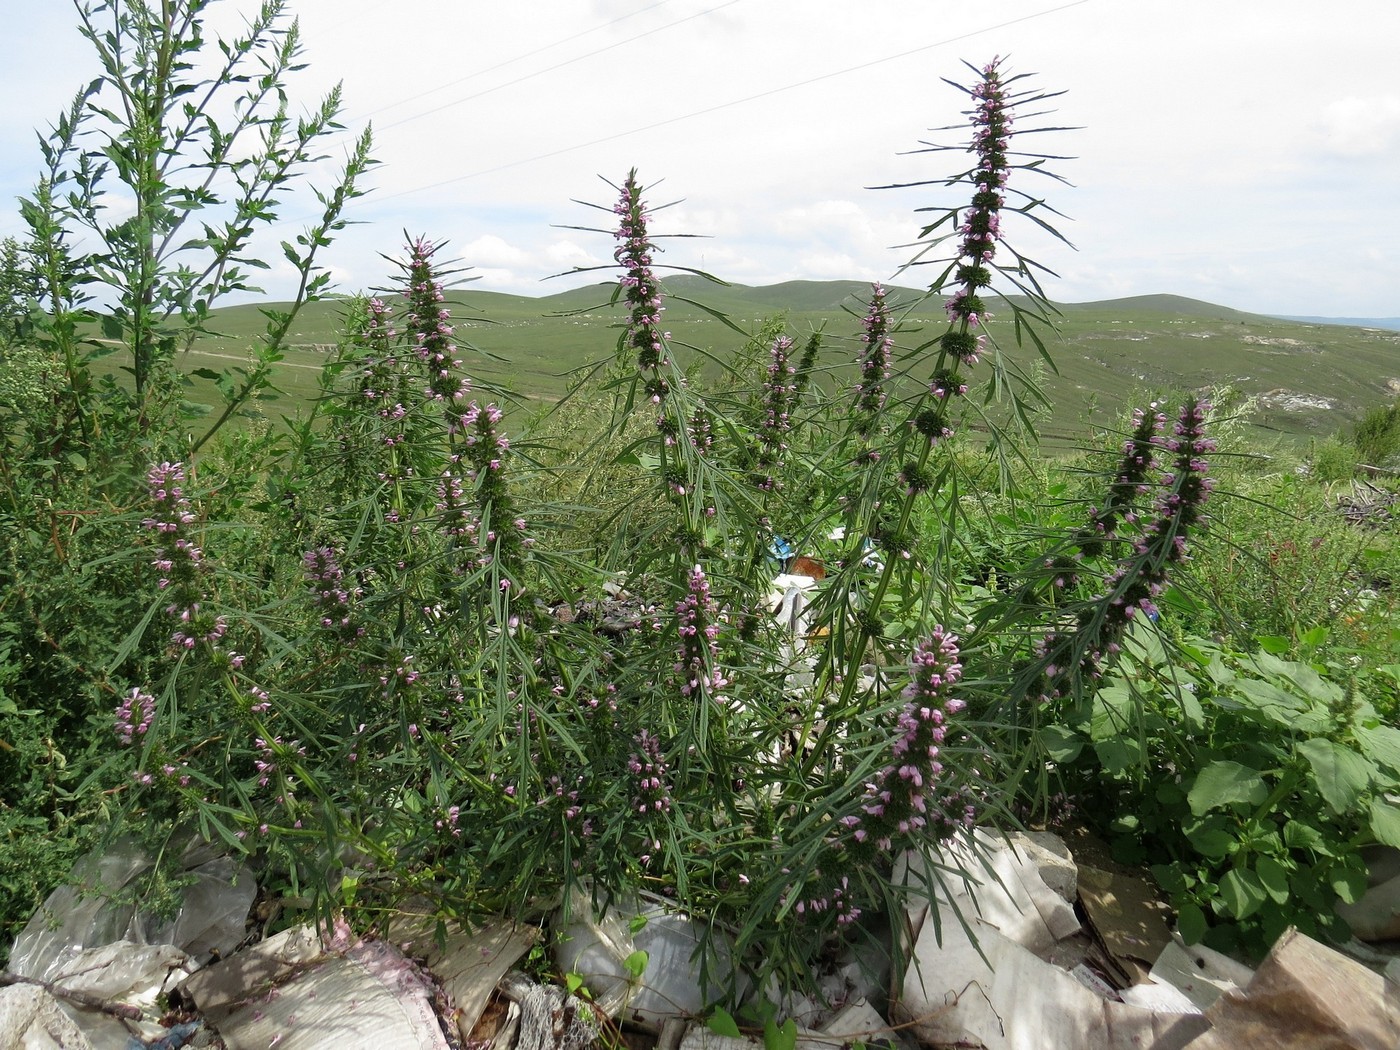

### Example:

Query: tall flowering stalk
xmin=404 ymin=237 xmax=472 ymax=410
xmin=143 ymin=461 xmax=225 ymax=652
xmin=303 ymin=546 xmax=363 ymax=643
xmin=675 ymin=564 xmax=727 ymax=703
xmin=755 ymin=334 xmax=797 ymax=490
xmin=840 ymin=627 xmax=970 ymax=854
xmin=614 ymin=170 xmax=669 ymax=402
xmin=1032 ymin=401 xmax=1216 ymax=702
xmin=853 ymin=284 xmax=893 ymax=442
xmin=1037 ymin=405 xmax=1166 ymax=599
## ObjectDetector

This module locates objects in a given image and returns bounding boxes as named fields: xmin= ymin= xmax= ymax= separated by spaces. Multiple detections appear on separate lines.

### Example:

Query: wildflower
xmin=1035 ymin=401 xmax=1215 ymax=701
xmin=403 ymin=237 xmax=471 ymax=407
xmin=846 ymin=627 xmax=970 ymax=852
xmin=303 ymin=547 xmax=363 ymax=642
xmin=675 ymin=565 xmax=728 ymax=701
xmin=115 ymin=688 xmax=156 ymax=745
xmin=614 ymin=170 xmax=667 ymax=374
xmin=628 ymin=729 xmax=673 ymax=815
xmin=853 ymin=284 xmax=893 ymax=436
xmin=143 ymin=462 xmax=224 ymax=653
xmin=755 ymin=334 xmax=797 ymax=490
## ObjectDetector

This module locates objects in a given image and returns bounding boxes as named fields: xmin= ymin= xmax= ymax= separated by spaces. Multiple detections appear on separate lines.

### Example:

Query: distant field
xmin=167 ymin=280 xmax=1400 ymax=447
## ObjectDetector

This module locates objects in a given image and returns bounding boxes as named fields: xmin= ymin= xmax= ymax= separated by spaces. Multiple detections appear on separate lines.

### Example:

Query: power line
xmin=340 ymin=0 xmax=692 ymax=126
xmin=363 ymin=0 xmax=1091 ymax=204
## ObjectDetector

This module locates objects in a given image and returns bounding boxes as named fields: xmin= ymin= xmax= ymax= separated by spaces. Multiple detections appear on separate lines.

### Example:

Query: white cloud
xmin=1315 ymin=96 xmax=1400 ymax=157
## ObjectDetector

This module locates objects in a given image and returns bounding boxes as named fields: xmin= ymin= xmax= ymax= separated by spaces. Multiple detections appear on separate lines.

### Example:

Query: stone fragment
xmin=1186 ymin=927 xmax=1400 ymax=1050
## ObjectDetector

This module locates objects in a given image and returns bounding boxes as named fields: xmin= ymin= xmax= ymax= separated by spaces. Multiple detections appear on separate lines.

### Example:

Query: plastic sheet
xmin=8 ymin=839 xmax=255 ymax=985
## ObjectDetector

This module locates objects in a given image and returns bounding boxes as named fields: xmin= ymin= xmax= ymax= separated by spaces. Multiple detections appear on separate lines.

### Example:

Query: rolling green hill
xmin=172 ymin=280 xmax=1399 ymax=447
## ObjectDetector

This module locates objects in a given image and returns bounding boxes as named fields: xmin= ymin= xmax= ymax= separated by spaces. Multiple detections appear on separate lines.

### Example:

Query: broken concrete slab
xmin=1012 ymin=831 xmax=1078 ymax=904
xmin=1129 ymin=936 xmax=1253 ymax=1013
xmin=180 ymin=923 xmax=451 ymax=1050
xmin=1077 ymin=864 xmax=1175 ymax=985
xmin=1186 ymin=927 xmax=1400 ymax=1049
xmin=555 ymin=889 xmax=745 ymax=1028
xmin=896 ymin=830 xmax=1081 ymax=955
xmin=893 ymin=836 xmax=1210 ymax=1049
xmin=8 ymin=843 xmax=254 ymax=986
xmin=0 ymin=983 xmax=93 ymax=1050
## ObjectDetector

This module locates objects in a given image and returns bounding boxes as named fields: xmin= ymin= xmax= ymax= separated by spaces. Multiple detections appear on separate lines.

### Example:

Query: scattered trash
xmin=8 ymin=840 xmax=255 ymax=985
xmin=554 ymin=887 xmax=745 ymax=1028
xmin=388 ymin=913 xmax=539 ymax=1044
xmin=180 ymin=922 xmax=451 ymax=1050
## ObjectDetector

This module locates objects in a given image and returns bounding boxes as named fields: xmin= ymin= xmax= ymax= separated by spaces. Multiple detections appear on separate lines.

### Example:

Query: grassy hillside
xmin=169 ymin=281 xmax=1400 ymax=446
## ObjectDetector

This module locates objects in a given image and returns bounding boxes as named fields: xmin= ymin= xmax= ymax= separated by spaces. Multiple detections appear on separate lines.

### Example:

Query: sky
xmin=1 ymin=0 xmax=1398 ymax=318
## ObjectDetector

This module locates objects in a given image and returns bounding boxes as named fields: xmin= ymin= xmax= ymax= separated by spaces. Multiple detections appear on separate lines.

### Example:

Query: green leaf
xmin=192 ymin=367 xmax=222 ymax=380
xmin=1185 ymin=816 xmax=1237 ymax=860
xmin=1187 ymin=760 xmax=1268 ymax=816
xmin=763 ymin=1018 xmax=797 ymax=1050
xmin=1255 ymin=635 xmax=1291 ymax=655
xmin=1355 ymin=724 xmax=1400 ymax=777
xmin=1177 ymin=901 xmax=1207 ymax=945
xmin=1297 ymin=738 xmax=1374 ymax=815
xmin=1283 ymin=820 xmax=1329 ymax=854
xmin=1331 ymin=857 xmax=1368 ymax=904
xmin=708 ymin=1009 xmax=742 ymax=1039
xmin=1038 ymin=724 xmax=1083 ymax=763
xmin=1219 ymin=868 xmax=1267 ymax=920
xmin=623 ymin=949 xmax=649 ymax=980
xmin=1370 ymin=797 xmax=1400 ymax=848
xmin=1256 ymin=856 xmax=1291 ymax=905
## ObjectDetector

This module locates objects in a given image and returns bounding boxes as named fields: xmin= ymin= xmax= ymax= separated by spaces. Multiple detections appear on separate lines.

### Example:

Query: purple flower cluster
xmin=791 ymin=875 xmax=861 ymax=928
xmin=455 ymin=401 xmax=529 ymax=571
xmin=841 ymin=628 xmax=970 ymax=853
xmin=675 ymin=565 xmax=728 ymax=701
xmin=114 ymin=687 xmax=156 ymax=745
xmin=941 ymin=58 xmax=1012 ymax=357
xmin=853 ymin=284 xmax=893 ymax=437
xmin=302 ymin=547 xmax=363 ymax=642
xmin=628 ymin=729 xmax=673 ymax=815
xmin=1035 ymin=401 xmax=1215 ymax=702
xmin=1044 ymin=405 xmax=1167 ymax=594
xmin=614 ymin=171 xmax=670 ymax=402
xmin=404 ymin=237 xmax=472 ymax=407
xmin=755 ymin=334 xmax=797 ymax=490
xmin=143 ymin=462 xmax=226 ymax=652
xmin=357 ymin=297 xmax=408 ymax=441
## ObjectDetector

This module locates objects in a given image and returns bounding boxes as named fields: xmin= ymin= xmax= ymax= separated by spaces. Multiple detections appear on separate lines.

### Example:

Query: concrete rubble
xmin=6 ymin=831 xmax=1400 ymax=1050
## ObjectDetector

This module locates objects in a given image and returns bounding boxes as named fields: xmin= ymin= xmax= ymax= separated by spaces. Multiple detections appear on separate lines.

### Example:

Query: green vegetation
xmin=2 ymin=5 xmax=1398 ymax=1013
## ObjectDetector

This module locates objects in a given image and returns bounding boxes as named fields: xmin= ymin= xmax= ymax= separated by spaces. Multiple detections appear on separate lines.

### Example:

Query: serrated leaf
xmin=1187 ymin=761 xmax=1268 ymax=816
xmin=1298 ymin=738 xmax=1374 ymax=815
xmin=1356 ymin=724 xmax=1400 ymax=776
xmin=1369 ymin=798 xmax=1400 ymax=848
xmin=1219 ymin=868 xmax=1267 ymax=920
